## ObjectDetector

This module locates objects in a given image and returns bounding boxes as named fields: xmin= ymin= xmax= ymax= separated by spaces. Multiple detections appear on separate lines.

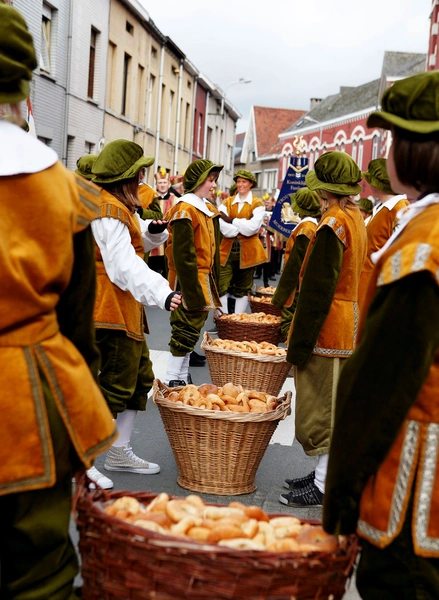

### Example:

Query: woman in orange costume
xmin=0 ymin=5 xmax=116 ymax=598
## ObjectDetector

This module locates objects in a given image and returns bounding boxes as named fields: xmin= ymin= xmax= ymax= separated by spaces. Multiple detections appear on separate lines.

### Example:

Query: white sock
xmin=112 ymin=409 xmax=137 ymax=447
xmin=219 ymin=294 xmax=229 ymax=313
xmin=180 ymin=352 xmax=191 ymax=383
xmin=165 ymin=354 xmax=186 ymax=383
xmin=314 ymin=453 xmax=329 ymax=493
xmin=233 ymin=295 xmax=249 ymax=314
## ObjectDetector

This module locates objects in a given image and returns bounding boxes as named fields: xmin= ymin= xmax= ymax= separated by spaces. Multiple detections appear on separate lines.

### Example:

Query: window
xmin=151 ymin=46 xmax=157 ymax=58
xmin=250 ymin=150 xmax=256 ymax=162
xmin=136 ymin=65 xmax=145 ymax=124
xmin=125 ymin=21 xmax=133 ymax=34
xmin=263 ymin=169 xmax=278 ymax=192
xmin=351 ymin=140 xmax=357 ymax=162
xmin=146 ymin=74 xmax=155 ymax=129
xmin=187 ymin=80 xmax=191 ymax=89
xmin=85 ymin=141 xmax=95 ymax=154
xmin=40 ymin=3 xmax=52 ymax=73
xmin=197 ymin=113 xmax=203 ymax=154
xmin=87 ymin=27 xmax=98 ymax=98
xmin=167 ymin=90 xmax=174 ymax=139
xmin=253 ymin=171 xmax=261 ymax=188
xmin=38 ymin=136 xmax=51 ymax=146
xmin=357 ymin=139 xmax=364 ymax=169
xmin=184 ymin=102 xmax=190 ymax=148
xmin=121 ymin=52 xmax=131 ymax=116
xmin=206 ymin=127 xmax=212 ymax=158
xmin=106 ymin=42 xmax=117 ymax=109
xmin=372 ymin=134 xmax=379 ymax=159
xmin=226 ymin=144 xmax=232 ymax=170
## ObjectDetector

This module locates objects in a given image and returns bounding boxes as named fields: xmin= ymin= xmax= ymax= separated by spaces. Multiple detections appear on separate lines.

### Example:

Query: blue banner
xmin=268 ymin=155 xmax=309 ymax=237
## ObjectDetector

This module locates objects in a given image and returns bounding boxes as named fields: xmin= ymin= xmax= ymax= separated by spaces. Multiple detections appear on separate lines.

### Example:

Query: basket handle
xmin=214 ymin=307 xmax=225 ymax=318
xmin=71 ymin=470 xmax=111 ymax=523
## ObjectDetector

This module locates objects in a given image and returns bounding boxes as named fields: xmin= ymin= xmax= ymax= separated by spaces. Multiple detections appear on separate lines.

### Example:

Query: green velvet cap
xmin=289 ymin=187 xmax=321 ymax=217
xmin=356 ymin=197 xmax=373 ymax=215
xmin=92 ymin=140 xmax=154 ymax=184
xmin=362 ymin=158 xmax=394 ymax=194
xmin=0 ymin=3 xmax=37 ymax=104
xmin=305 ymin=151 xmax=362 ymax=195
xmin=233 ymin=169 xmax=257 ymax=187
xmin=229 ymin=182 xmax=237 ymax=196
xmin=75 ymin=154 xmax=97 ymax=180
xmin=367 ymin=72 xmax=439 ymax=134
xmin=183 ymin=159 xmax=223 ymax=194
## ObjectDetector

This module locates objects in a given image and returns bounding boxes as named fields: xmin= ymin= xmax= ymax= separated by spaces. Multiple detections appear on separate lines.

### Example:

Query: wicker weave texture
xmin=201 ymin=333 xmax=290 ymax=396
xmin=249 ymin=296 xmax=282 ymax=317
xmin=153 ymin=380 xmax=291 ymax=495
xmin=74 ymin=482 xmax=359 ymax=600
xmin=214 ymin=312 xmax=281 ymax=345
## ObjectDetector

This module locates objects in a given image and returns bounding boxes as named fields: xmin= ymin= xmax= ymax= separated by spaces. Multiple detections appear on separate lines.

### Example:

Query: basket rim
xmin=253 ymin=284 xmax=276 ymax=297
xmin=74 ymin=475 xmax=359 ymax=563
xmin=152 ymin=379 xmax=291 ymax=422
xmin=214 ymin=308 xmax=280 ymax=326
xmin=200 ymin=332 xmax=287 ymax=363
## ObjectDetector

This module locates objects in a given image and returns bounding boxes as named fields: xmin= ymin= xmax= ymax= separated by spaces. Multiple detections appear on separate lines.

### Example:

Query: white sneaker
xmin=104 ymin=445 xmax=160 ymax=474
xmin=87 ymin=466 xmax=114 ymax=489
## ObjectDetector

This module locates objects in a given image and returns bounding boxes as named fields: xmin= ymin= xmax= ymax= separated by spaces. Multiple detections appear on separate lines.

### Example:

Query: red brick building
xmin=428 ymin=0 xmax=439 ymax=69
xmin=278 ymin=51 xmax=426 ymax=196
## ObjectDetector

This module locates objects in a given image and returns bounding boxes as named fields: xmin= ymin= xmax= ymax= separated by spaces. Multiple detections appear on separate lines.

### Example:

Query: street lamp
xmin=221 ymin=77 xmax=252 ymax=190
xmin=220 ymin=77 xmax=252 ymax=116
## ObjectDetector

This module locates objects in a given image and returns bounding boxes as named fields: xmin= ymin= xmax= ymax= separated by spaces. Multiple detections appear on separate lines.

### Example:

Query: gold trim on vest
xmin=414 ymin=422 xmax=439 ymax=554
xmin=412 ymin=243 xmax=432 ymax=272
xmin=358 ymin=420 xmax=420 ymax=544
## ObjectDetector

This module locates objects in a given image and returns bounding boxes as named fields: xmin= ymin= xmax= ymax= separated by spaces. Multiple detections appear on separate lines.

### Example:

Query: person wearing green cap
xmin=357 ymin=158 xmax=409 ymax=312
xmin=218 ymin=169 xmax=268 ymax=314
xmin=271 ymin=187 xmax=321 ymax=341
xmin=323 ymin=71 xmax=439 ymax=599
xmin=0 ymin=4 xmax=117 ymax=598
xmin=279 ymin=152 xmax=367 ymax=508
xmin=356 ymin=197 xmax=373 ymax=221
xmin=75 ymin=154 xmax=97 ymax=180
xmin=164 ymin=159 xmax=223 ymax=385
xmin=90 ymin=139 xmax=182 ymax=480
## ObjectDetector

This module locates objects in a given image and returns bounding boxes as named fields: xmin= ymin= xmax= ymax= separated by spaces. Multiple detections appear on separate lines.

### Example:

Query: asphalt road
xmin=72 ymin=275 xmax=361 ymax=599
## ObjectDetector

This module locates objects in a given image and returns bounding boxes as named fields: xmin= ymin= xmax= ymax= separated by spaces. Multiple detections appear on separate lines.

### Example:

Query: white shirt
xmin=0 ymin=119 xmax=57 ymax=175
xmin=219 ymin=192 xmax=265 ymax=238
xmin=371 ymin=193 xmax=439 ymax=264
xmin=91 ymin=214 xmax=172 ymax=309
xmin=176 ymin=192 xmax=215 ymax=216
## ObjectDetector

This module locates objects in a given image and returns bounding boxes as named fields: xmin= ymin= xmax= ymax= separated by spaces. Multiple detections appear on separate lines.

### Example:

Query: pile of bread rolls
xmin=104 ymin=493 xmax=340 ymax=553
xmin=165 ymin=382 xmax=279 ymax=413
xmin=250 ymin=295 xmax=276 ymax=305
xmin=209 ymin=338 xmax=286 ymax=356
xmin=218 ymin=312 xmax=280 ymax=324
xmin=257 ymin=286 xmax=276 ymax=294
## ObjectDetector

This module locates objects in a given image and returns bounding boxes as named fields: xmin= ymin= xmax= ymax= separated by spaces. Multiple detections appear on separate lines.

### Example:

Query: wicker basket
xmin=200 ymin=332 xmax=290 ymax=396
xmin=74 ymin=478 xmax=360 ymax=600
xmin=249 ymin=294 xmax=282 ymax=317
xmin=153 ymin=379 xmax=291 ymax=495
xmin=253 ymin=284 xmax=276 ymax=298
xmin=214 ymin=309 xmax=282 ymax=345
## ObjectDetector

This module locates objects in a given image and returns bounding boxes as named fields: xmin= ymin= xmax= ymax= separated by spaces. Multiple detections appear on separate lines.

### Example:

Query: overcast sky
xmin=141 ymin=0 xmax=431 ymax=133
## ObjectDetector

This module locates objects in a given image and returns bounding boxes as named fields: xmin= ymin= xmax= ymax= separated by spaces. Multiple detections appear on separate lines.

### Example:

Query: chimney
xmin=310 ymin=98 xmax=322 ymax=110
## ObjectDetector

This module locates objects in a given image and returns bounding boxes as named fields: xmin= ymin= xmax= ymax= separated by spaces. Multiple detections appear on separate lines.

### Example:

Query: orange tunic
xmin=220 ymin=196 xmax=267 ymax=268
xmin=358 ymin=195 xmax=409 ymax=312
xmin=0 ymin=163 xmax=116 ymax=495
xmin=357 ymin=203 xmax=439 ymax=557
xmin=93 ymin=190 xmax=148 ymax=340
xmin=166 ymin=199 xmax=221 ymax=310
xmin=283 ymin=218 xmax=318 ymax=308
xmin=300 ymin=204 xmax=367 ymax=357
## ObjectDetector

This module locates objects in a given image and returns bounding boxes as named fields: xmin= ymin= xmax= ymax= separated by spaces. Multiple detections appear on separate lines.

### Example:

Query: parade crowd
xmin=1 ymin=3 xmax=439 ymax=599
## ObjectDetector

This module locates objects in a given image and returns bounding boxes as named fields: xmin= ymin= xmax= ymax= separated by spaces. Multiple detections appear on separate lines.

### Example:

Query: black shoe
xmin=283 ymin=470 xmax=315 ymax=490
xmin=189 ymin=351 xmax=206 ymax=366
xmin=167 ymin=379 xmax=186 ymax=388
xmin=279 ymin=483 xmax=324 ymax=507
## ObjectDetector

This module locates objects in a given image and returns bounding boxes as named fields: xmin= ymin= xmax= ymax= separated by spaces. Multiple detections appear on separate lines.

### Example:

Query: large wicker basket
xmin=153 ymin=379 xmax=291 ymax=495
xmin=200 ymin=332 xmax=290 ymax=396
xmin=253 ymin=284 xmax=276 ymax=298
xmin=214 ymin=309 xmax=282 ymax=345
xmin=74 ymin=479 xmax=359 ymax=600
xmin=249 ymin=294 xmax=282 ymax=317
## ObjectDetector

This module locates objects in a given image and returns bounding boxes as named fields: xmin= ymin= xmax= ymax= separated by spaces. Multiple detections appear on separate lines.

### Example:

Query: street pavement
xmin=72 ymin=275 xmax=361 ymax=599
